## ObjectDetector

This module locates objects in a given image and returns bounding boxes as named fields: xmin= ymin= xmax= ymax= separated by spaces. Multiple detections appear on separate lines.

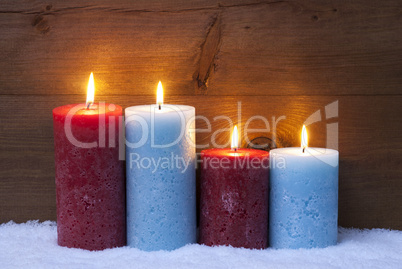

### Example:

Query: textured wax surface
xmin=199 ymin=149 xmax=269 ymax=249
xmin=269 ymin=148 xmax=338 ymax=249
xmin=125 ymin=105 xmax=196 ymax=251
xmin=2 ymin=221 xmax=402 ymax=269
xmin=53 ymin=104 xmax=126 ymax=251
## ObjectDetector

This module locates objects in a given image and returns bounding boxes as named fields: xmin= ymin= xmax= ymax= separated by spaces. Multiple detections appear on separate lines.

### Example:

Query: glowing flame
xmin=301 ymin=125 xmax=308 ymax=152
xmin=156 ymin=81 xmax=163 ymax=109
xmin=231 ymin=125 xmax=239 ymax=150
xmin=86 ymin=72 xmax=95 ymax=109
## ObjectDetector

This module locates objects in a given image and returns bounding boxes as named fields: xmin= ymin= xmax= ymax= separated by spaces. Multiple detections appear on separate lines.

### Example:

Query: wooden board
xmin=0 ymin=0 xmax=401 ymax=96
xmin=0 ymin=0 xmax=401 ymax=229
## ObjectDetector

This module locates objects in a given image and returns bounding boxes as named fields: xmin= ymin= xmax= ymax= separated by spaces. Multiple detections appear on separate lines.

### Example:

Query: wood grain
xmin=0 ymin=0 xmax=401 ymax=96
xmin=0 ymin=0 xmax=401 ymax=229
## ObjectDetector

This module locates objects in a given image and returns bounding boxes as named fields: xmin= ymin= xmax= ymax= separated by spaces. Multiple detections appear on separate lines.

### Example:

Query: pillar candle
xmin=53 ymin=74 xmax=125 ymax=250
xmin=269 ymin=126 xmax=339 ymax=249
xmin=125 ymin=82 xmax=196 ymax=251
xmin=199 ymin=126 xmax=270 ymax=249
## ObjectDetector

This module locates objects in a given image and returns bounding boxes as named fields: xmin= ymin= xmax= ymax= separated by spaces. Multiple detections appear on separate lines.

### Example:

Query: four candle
xmin=53 ymin=75 xmax=339 ymax=251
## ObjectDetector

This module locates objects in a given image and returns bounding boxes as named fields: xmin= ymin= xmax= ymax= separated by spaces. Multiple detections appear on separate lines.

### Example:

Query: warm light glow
xmin=86 ymin=72 xmax=95 ymax=109
xmin=231 ymin=125 xmax=239 ymax=150
xmin=156 ymin=81 xmax=163 ymax=108
xmin=301 ymin=125 xmax=308 ymax=152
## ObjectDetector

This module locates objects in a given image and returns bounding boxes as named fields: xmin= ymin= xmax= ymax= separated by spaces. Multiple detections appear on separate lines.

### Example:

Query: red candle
xmin=199 ymin=126 xmax=269 ymax=249
xmin=53 ymin=73 xmax=125 ymax=250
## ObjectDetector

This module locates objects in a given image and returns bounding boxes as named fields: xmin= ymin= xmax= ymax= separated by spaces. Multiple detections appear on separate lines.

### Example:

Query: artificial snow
xmin=1 ymin=221 xmax=401 ymax=269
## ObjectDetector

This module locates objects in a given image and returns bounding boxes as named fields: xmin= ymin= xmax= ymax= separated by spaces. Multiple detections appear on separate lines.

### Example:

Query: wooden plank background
xmin=0 ymin=0 xmax=401 ymax=229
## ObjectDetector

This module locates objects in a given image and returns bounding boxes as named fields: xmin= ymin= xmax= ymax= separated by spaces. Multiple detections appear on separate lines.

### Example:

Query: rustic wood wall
xmin=0 ymin=0 xmax=401 ymax=229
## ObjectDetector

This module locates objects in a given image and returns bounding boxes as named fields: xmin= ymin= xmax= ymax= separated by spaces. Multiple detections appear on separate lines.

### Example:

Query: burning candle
xmin=125 ymin=81 xmax=196 ymax=251
xmin=199 ymin=126 xmax=270 ymax=249
xmin=269 ymin=125 xmax=339 ymax=249
xmin=53 ymin=73 xmax=126 ymax=250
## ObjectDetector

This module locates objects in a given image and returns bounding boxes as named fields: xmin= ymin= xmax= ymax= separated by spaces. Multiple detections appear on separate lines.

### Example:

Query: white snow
xmin=1 ymin=221 xmax=402 ymax=269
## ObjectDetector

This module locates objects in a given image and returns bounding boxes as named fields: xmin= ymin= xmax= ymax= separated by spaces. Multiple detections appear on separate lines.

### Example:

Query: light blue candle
xmin=269 ymin=146 xmax=339 ymax=249
xmin=125 ymin=84 xmax=196 ymax=251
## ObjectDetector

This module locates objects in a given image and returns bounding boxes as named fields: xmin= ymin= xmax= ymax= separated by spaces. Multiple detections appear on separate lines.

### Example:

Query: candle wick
xmin=234 ymin=148 xmax=237 ymax=152
xmin=158 ymin=104 xmax=161 ymax=110
xmin=303 ymin=147 xmax=305 ymax=153
xmin=86 ymin=102 xmax=92 ymax=110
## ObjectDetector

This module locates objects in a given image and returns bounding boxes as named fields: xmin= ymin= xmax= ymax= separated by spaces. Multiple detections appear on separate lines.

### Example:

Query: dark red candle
xmin=53 ymin=75 xmax=125 ymax=250
xmin=199 ymin=148 xmax=269 ymax=249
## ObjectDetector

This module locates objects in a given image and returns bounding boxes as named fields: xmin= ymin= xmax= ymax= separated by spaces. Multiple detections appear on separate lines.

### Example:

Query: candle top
xmin=125 ymin=104 xmax=195 ymax=115
xmin=53 ymin=103 xmax=122 ymax=117
xmin=201 ymin=148 xmax=269 ymax=170
xmin=201 ymin=148 xmax=269 ymax=158
xmin=270 ymin=147 xmax=338 ymax=157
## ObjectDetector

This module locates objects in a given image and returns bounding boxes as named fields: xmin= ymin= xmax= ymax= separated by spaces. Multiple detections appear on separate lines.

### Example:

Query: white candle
xmin=125 ymin=81 xmax=196 ymax=251
xmin=269 ymin=126 xmax=339 ymax=249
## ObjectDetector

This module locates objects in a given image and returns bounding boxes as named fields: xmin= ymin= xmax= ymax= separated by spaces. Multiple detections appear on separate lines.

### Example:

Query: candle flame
xmin=301 ymin=125 xmax=308 ymax=153
xmin=231 ymin=125 xmax=239 ymax=150
xmin=86 ymin=72 xmax=95 ymax=109
xmin=156 ymin=81 xmax=163 ymax=109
